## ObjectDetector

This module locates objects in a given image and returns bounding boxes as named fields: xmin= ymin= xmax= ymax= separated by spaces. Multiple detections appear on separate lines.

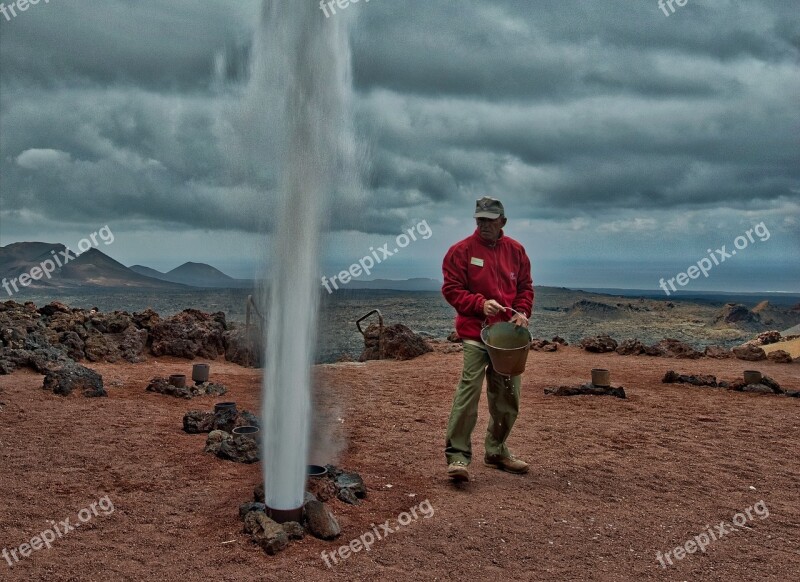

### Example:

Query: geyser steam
xmin=252 ymin=2 xmax=355 ymax=512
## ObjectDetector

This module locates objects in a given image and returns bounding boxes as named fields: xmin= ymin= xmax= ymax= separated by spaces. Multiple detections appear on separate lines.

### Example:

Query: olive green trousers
xmin=445 ymin=341 xmax=521 ymax=465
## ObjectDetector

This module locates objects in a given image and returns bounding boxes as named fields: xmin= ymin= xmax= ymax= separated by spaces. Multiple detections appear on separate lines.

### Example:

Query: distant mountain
xmin=579 ymin=288 xmax=800 ymax=307
xmin=1 ymin=242 xmax=441 ymax=292
xmin=344 ymin=277 xmax=442 ymax=292
xmin=131 ymin=262 xmax=251 ymax=288
xmin=129 ymin=264 xmax=167 ymax=280
xmin=0 ymin=242 xmax=181 ymax=290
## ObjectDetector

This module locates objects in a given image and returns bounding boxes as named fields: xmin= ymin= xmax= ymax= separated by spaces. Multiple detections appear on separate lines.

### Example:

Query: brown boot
xmin=484 ymin=454 xmax=529 ymax=474
xmin=447 ymin=461 xmax=470 ymax=482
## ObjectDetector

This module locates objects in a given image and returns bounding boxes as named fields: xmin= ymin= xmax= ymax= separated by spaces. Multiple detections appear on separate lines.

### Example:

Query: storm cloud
xmin=0 ymin=0 xmax=797 ymax=285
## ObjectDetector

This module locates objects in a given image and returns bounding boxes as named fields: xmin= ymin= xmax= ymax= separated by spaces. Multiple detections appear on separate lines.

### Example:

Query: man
xmin=441 ymin=197 xmax=534 ymax=482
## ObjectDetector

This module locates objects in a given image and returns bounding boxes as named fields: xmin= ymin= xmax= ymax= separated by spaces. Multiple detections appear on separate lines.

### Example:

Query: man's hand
xmin=483 ymin=299 xmax=506 ymax=317
xmin=509 ymin=312 xmax=529 ymax=327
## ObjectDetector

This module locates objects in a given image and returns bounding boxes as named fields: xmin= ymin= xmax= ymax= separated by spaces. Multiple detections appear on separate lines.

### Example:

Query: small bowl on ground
xmin=168 ymin=374 xmax=187 ymax=388
xmin=232 ymin=425 xmax=259 ymax=438
xmin=591 ymin=368 xmax=610 ymax=387
xmin=307 ymin=464 xmax=328 ymax=478
xmin=743 ymin=370 xmax=763 ymax=385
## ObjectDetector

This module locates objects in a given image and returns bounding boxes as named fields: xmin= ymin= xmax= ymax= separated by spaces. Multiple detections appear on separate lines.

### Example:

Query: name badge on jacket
xmin=470 ymin=257 xmax=484 ymax=267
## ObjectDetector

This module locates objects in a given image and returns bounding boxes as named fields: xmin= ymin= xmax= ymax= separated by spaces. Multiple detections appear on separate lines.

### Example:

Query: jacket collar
xmin=472 ymin=228 xmax=504 ymax=248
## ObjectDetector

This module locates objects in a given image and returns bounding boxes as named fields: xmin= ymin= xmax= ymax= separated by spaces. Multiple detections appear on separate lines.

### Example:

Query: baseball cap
xmin=473 ymin=196 xmax=505 ymax=219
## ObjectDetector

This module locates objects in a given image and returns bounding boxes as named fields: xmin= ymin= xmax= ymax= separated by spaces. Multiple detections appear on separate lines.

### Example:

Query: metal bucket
xmin=267 ymin=506 xmax=303 ymax=524
xmin=591 ymin=368 xmax=610 ymax=387
xmin=192 ymin=363 xmax=210 ymax=384
xmin=307 ymin=465 xmax=328 ymax=477
xmin=480 ymin=322 xmax=532 ymax=376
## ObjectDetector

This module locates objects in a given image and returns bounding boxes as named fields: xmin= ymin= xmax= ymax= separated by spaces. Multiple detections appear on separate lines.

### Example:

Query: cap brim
xmin=474 ymin=211 xmax=502 ymax=219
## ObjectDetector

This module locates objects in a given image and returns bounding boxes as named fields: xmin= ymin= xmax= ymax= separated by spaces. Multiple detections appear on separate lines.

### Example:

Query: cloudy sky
xmin=1 ymin=0 xmax=798 ymax=292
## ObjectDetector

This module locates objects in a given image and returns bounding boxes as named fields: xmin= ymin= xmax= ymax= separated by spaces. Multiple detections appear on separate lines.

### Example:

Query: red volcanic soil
xmin=0 ymin=348 xmax=798 ymax=581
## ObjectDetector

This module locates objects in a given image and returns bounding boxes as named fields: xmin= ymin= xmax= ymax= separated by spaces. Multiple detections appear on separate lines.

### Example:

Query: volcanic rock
xmin=760 ymin=376 xmax=784 ymax=394
xmin=732 ymin=344 xmax=767 ymax=361
xmin=544 ymin=383 xmax=626 ymax=399
xmin=84 ymin=332 xmax=118 ymax=362
xmin=335 ymin=471 xmax=367 ymax=499
xmin=213 ymin=406 xmax=238 ymax=433
xmin=131 ymin=308 xmax=161 ymax=333
xmin=447 ymin=331 xmax=462 ymax=343
xmin=359 ymin=323 xmax=432 ymax=361
xmin=552 ymin=336 xmax=568 ymax=346
xmin=243 ymin=511 xmax=289 ymax=555
xmin=0 ymin=301 xmax=262 ymax=370
xmin=336 ymin=487 xmax=359 ymax=505
xmin=47 ymin=310 xmax=85 ymax=335
xmin=742 ymin=383 xmax=778 ymax=394
xmin=616 ymin=339 xmax=646 ymax=356
xmin=427 ymin=338 xmax=463 ymax=355
xmin=201 ymin=382 xmax=227 ymax=396
xmin=118 ymin=327 xmax=149 ymax=362
xmin=183 ymin=411 xmax=216 ymax=434
xmin=282 ymin=521 xmax=305 ymax=540
xmin=0 ymin=344 xmax=71 ymax=376
xmin=303 ymin=499 xmax=341 ymax=540
xmin=0 ymin=359 xmax=14 ymax=375
xmin=59 ymin=331 xmax=85 ymax=360
xmin=37 ymin=301 xmax=71 ymax=317
xmin=150 ymin=309 xmax=227 ymax=360
xmin=662 ymin=370 xmax=717 ymax=387
xmin=86 ymin=311 xmax=133 ymax=334
xmin=235 ymin=410 xmax=261 ymax=429
xmin=204 ymin=430 xmax=231 ymax=455
xmin=749 ymin=330 xmax=782 ymax=346
xmin=223 ymin=326 xmax=262 ymax=367
xmin=146 ymin=377 xmax=227 ymax=399
xmin=704 ymin=345 xmax=734 ymax=359
xmin=717 ymin=303 xmax=759 ymax=325
xmin=183 ymin=409 xmax=261 ymax=434
xmin=218 ymin=431 xmax=260 ymax=464
xmin=570 ymin=300 xmax=619 ymax=316
xmin=239 ymin=502 xmax=267 ymax=519
xmin=306 ymin=476 xmax=337 ymax=502
xmin=646 ymin=339 xmax=702 ymax=359
xmin=530 ymin=339 xmax=556 ymax=352
xmin=146 ymin=377 xmax=188 ymax=398
xmin=43 ymin=363 xmax=106 ymax=397
xmin=766 ymin=350 xmax=793 ymax=363
xmin=727 ymin=375 xmax=784 ymax=395
xmin=0 ymin=326 xmax=26 ymax=350
xmin=254 ymin=483 xmax=265 ymax=503
xmin=579 ymin=334 xmax=618 ymax=353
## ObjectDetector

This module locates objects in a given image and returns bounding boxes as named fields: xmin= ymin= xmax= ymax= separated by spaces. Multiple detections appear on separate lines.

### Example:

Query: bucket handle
xmin=356 ymin=309 xmax=384 ymax=337
xmin=482 ymin=306 xmax=530 ymax=329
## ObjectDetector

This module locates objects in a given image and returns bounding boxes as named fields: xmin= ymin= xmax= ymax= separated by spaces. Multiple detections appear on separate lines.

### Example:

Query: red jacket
xmin=442 ymin=229 xmax=534 ymax=341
